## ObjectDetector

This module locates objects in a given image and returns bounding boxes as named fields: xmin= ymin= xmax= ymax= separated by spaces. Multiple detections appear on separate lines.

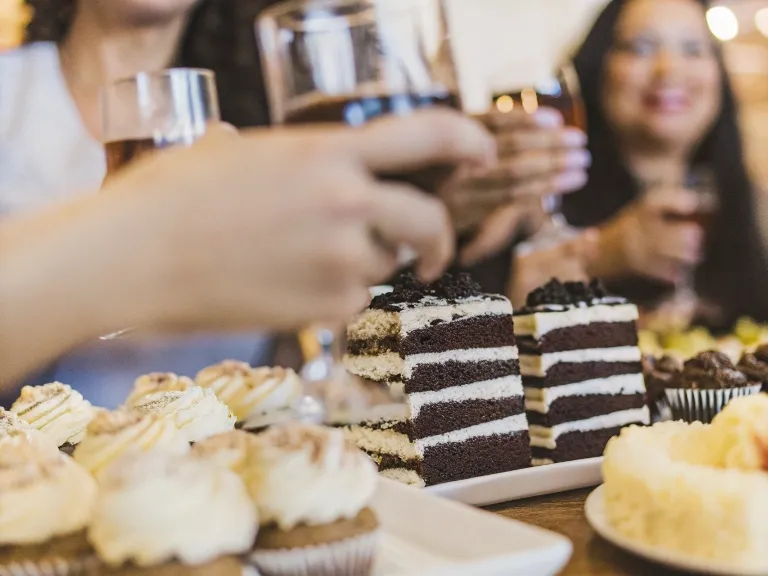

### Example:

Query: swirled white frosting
xmin=250 ymin=424 xmax=378 ymax=530
xmin=124 ymin=373 xmax=195 ymax=407
xmin=195 ymin=362 xmax=302 ymax=424
xmin=130 ymin=386 xmax=235 ymax=443
xmin=73 ymin=410 xmax=190 ymax=478
xmin=11 ymin=382 xmax=95 ymax=446
xmin=192 ymin=431 xmax=259 ymax=500
xmin=89 ymin=450 xmax=257 ymax=567
xmin=0 ymin=437 xmax=97 ymax=545
xmin=0 ymin=407 xmax=59 ymax=457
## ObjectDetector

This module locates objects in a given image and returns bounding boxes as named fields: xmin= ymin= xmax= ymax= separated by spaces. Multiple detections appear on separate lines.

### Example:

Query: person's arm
xmin=0 ymin=190 xmax=166 ymax=389
xmin=0 ymin=109 xmax=495 ymax=389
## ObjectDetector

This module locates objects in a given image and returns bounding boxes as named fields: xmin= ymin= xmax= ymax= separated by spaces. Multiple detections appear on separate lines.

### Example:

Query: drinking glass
xmin=642 ymin=171 xmax=720 ymax=333
xmin=490 ymin=64 xmax=586 ymax=255
xmin=99 ymin=68 xmax=220 ymax=340
xmin=258 ymin=0 xmax=458 ymax=423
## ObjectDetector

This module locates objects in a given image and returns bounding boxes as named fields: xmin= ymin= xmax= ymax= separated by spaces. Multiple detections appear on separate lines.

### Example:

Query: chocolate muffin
xmin=738 ymin=344 xmax=768 ymax=392
xmin=643 ymin=355 xmax=683 ymax=404
xmin=678 ymin=351 xmax=752 ymax=390
xmin=663 ymin=351 xmax=762 ymax=423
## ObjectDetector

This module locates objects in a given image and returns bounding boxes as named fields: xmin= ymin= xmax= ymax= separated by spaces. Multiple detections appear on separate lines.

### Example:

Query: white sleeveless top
xmin=0 ymin=43 xmax=270 ymax=407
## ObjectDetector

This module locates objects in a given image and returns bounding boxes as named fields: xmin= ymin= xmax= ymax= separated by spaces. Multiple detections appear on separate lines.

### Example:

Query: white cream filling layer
xmin=398 ymin=298 xmax=512 ymax=334
xmin=524 ymin=373 xmax=646 ymax=414
xmin=346 ymin=413 xmax=529 ymax=460
xmin=531 ymin=458 xmax=554 ymax=466
xmin=520 ymin=346 xmax=641 ymax=377
xmin=379 ymin=468 xmax=426 ymax=488
xmin=409 ymin=375 xmax=523 ymax=418
xmin=515 ymin=304 xmax=639 ymax=338
xmin=345 ymin=346 xmax=519 ymax=381
xmin=530 ymin=407 xmax=650 ymax=449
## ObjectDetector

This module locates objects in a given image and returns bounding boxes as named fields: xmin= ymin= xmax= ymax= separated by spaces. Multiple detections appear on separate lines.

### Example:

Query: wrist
xmin=587 ymin=219 xmax=629 ymax=281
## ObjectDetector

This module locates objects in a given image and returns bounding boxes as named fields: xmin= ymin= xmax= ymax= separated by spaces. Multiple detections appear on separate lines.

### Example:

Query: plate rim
xmin=425 ymin=457 xmax=603 ymax=505
xmin=585 ymin=484 xmax=768 ymax=576
xmin=376 ymin=477 xmax=573 ymax=576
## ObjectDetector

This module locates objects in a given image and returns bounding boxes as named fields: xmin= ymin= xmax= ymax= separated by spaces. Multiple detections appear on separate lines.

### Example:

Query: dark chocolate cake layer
xmin=347 ymin=314 xmax=516 ymax=357
xmin=531 ymin=425 xmax=643 ymax=462
xmin=517 ymin=322 xmax=638 ymax=354
xmin=366 ymin=431 xmax=531 ymax=485
xmin=421 ymin=430 xmax=530 ymax=485
xmin=348 ymin=396 xmax=524 ymax=441
xmin=406 ymin=359 xmax=520 ymax=393
xmin=412 ymin=396 xmax=524 ymax=439
xmin=526 ymin=394 xmax=646 ymax=427
xmin=522 ymin=361 xmax=642 ymax=388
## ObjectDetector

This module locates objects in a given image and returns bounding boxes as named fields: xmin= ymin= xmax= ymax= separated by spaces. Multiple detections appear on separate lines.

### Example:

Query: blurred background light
xmin=707 ymin=5 xmax=740 ymax=41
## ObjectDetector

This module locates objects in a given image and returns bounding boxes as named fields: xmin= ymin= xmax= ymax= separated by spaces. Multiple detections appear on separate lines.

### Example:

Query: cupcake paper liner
xmin=0 ymin=554 xmax=100 ymax=576
xmin=248 ymin=530 xmax=378 ymax=576
xmin=664 ymin=385 xmax=763 ymax=423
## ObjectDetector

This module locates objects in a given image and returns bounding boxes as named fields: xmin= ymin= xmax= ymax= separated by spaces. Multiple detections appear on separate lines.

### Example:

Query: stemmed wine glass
xmin=257 ymin=0 xmax=460 ymax=423
xmin=490 ymin=63 xmax=586 ymax=255
xmin=641 ymin=170 xmax=720 ymax=332
xmin=98 ymin=68 xmax=221 ymax=340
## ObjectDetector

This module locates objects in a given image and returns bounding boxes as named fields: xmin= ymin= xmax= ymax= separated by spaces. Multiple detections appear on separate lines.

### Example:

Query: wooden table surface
xmin=489 ymin=489 xmax=689 ymax=576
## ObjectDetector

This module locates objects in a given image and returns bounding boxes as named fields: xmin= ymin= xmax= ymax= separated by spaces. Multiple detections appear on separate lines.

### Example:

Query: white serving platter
xmin=585 ymin=485 xmax=768 ymax=576
xmin=426 ymin=457 xmax=603 ymax=507
xmin=373 ymin=478 xmax=572 ymax=575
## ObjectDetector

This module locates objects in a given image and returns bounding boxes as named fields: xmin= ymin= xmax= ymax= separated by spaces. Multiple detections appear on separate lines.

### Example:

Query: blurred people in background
xmin=0 ymin=0 xmax=278 ymax=402
xmin=479 ymin=0 xmax=768 ymax=330
xmin=2 ymin=0 xmax=591 ymax=399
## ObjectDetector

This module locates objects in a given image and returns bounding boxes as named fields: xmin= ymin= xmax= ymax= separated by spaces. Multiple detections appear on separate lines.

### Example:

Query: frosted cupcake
xmin=88 ymin=449 xmax=257 ymax=569
xmin=127 ymin=386 xmax=235 ymax=443
xmin=11 ymin=382 xmax=96 ymax=453
xmin=73 ymin=410 xmax=190 ymax=479
xmin=0 ymin=437 xmax=98 ymax=575
xmin=0 ymin=407 xmax=59 ymax=456
xmin=195 ymin=362 xmax=303 ymax=430
xmin=124 ymin=372 xmax=196 ymax=407
xmin=192 ymin=430 xmax=259 ymax=501
xmin=247 ymin=424 xmax=379 ymax=576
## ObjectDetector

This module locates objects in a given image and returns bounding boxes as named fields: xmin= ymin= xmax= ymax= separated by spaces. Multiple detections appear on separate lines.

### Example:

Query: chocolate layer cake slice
xmin=343 ymin=272 xmax=530 ymax=487
xmin=515 ymin=279 xmax=649 ymax=465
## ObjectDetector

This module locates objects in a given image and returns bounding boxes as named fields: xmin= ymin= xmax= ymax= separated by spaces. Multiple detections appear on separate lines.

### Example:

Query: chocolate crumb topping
xmin=642 ymin=355 xmax=683 ymax=401
xmin=738 ymin=344 xmax=768 ymax=384
xmin=369 ymin=271 xmax=484 ymax=311
xmin=520 ymin=278 xmax=622 ymax=312
xmin=679 ymin=351 xmax=751 ymax=390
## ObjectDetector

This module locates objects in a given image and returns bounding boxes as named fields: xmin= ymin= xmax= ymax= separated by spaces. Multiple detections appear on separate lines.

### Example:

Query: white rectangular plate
xmin=372 ymin=478 xmax=572 ymax=576
xmin=426 ymin=457 xmax=603 ymax=506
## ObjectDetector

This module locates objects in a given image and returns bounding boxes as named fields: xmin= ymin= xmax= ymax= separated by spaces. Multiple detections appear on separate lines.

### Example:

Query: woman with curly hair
xmin=0 ymin=0 xmax=285 ymax=402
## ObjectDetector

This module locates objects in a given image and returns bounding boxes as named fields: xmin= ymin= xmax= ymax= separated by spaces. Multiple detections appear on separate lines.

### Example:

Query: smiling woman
xmin=557 ymin=0 xmax=768 ymax=329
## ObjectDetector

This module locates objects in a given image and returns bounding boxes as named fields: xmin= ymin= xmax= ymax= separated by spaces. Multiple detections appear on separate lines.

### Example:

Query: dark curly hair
xmin=24 ymin=0 xmax=280 ymax=128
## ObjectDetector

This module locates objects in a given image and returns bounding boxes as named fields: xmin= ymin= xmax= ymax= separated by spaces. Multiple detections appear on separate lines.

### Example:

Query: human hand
xmin=105 ymin=110 xmax=496 ymax=331
xmin=440 ymin=107 xmax=590 ymax=262
xmin=508 ymin=228 xmax=599 ymax=307
xmin=592 ymin=187 xmax=706 ymax=284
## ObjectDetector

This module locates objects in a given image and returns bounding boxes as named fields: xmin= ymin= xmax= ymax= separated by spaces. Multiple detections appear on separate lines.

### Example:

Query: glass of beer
xmin=491 ymin=64 xmax=586 ymax=255
xmin=258 ymin=0 xmax=460 ymax=194
xmin=99 ymin=68 xmax=220 ymax=339
xmin=257 ymin=0 xmax=457 ymax=423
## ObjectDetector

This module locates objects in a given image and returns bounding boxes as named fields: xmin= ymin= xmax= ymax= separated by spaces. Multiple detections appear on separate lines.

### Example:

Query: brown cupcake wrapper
xmin=248 ymin=530 xmax=378 ymax=576
xmin=664 ymin=385 xmax=763 ymax=423
xmin=0 ymin=554 xmax=100 ymax=576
